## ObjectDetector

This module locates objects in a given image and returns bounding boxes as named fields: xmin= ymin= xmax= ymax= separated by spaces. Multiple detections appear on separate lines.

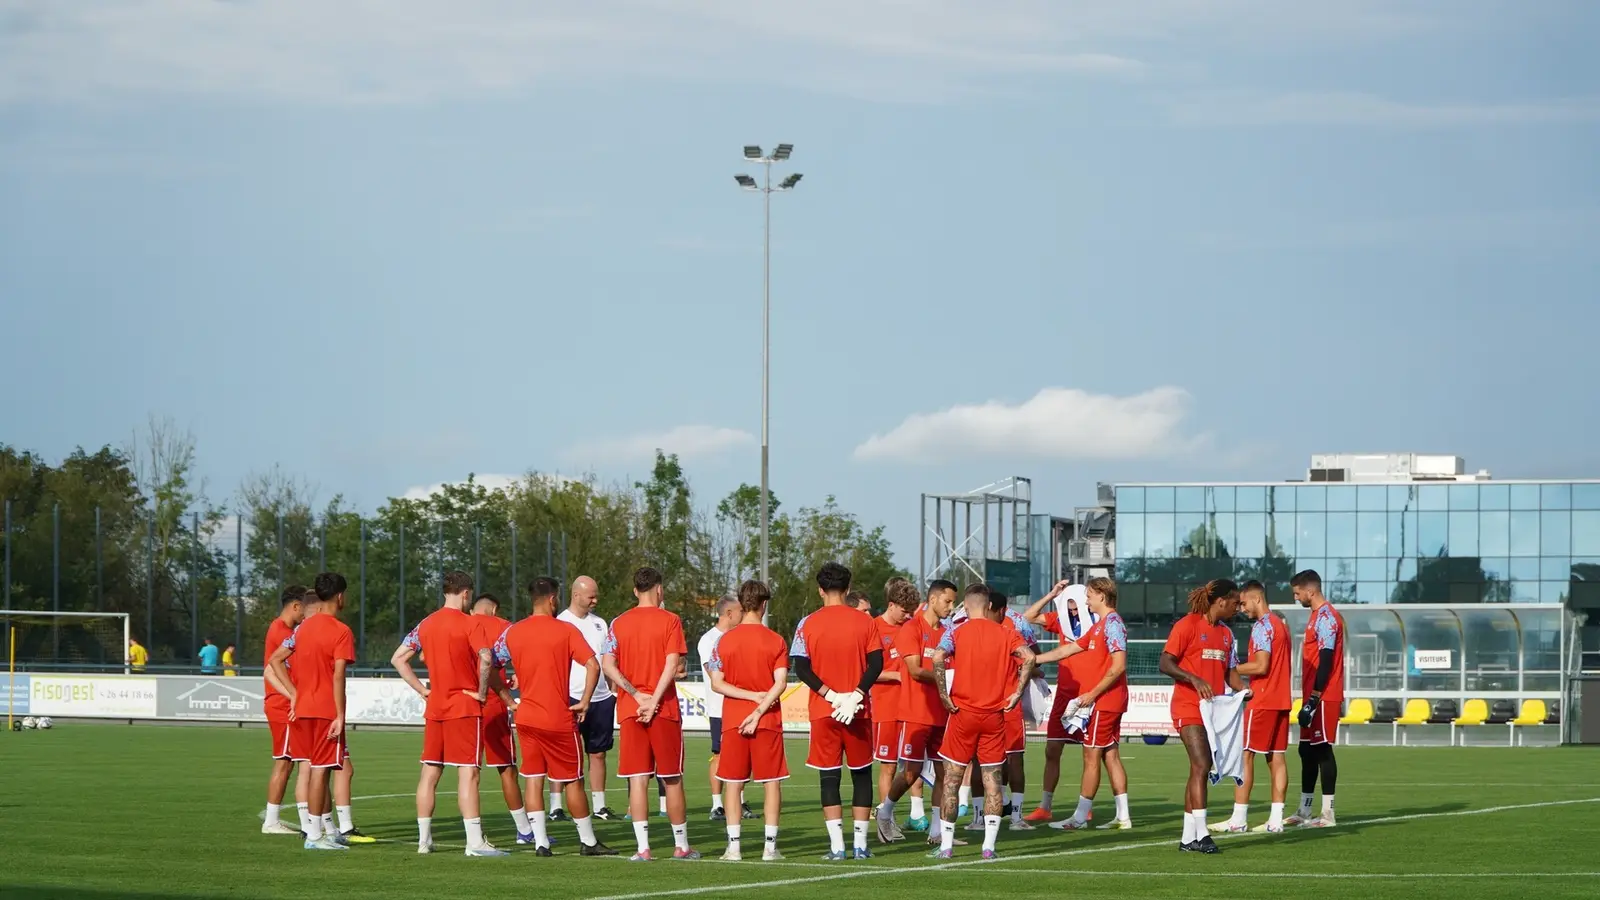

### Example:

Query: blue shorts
xmin=572 ymin=695 xmax=616 ymax=755
xmin=710 ymin=718 xmax=723 ymax=755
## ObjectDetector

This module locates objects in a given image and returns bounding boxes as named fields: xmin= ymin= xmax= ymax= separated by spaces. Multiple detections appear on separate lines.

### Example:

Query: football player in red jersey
xmin=1158 ymin=579 xmax=1242 ymax=854
xmin=261 ymin=585 xmax=309 ymax=836
xmin=1214 ymin=579 xmax=1292 ymax=834
xmin=1287 ymin=569 xmax=1345 ymax=829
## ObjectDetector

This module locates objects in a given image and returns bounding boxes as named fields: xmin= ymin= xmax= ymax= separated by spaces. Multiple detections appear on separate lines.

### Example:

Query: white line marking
xmin=583 ymin=797 xmax=1600 ymax=900
xmin=981 ymin=870 xmax=1600 ymax=879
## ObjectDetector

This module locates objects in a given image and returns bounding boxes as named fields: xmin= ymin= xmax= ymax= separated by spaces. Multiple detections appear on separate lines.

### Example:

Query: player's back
xmin=499 ymin=616 xmax=593 ymax=729
xmin=605 ymin=605 xmax=687 ymax=721
xmin=711 ymin=623 xmax=788 ymax=731
xmin=288 ymin=614 xmax=354 ymax=720
xmin=870 ymin=615 xmax=902 ymax=722
xmin=942 ymin=618 xmax=1022 ymax=712
xmin=1251 ymin=612 xmax=1292 ymax=709
xmin=793 ymin=604 xmax=876 ymax=720
xmin=410 ymin=606 xmax=486 ymax=720
xmin=1302 ymin=603 xmax=1345 ymax=702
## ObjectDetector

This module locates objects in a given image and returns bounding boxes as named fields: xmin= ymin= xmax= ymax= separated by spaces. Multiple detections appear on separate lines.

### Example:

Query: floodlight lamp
xmin=779 ymin=173 xmax=803 ymax=190
xmin=734 ymin=174 xmax=759 ymax=190
xmin=772 ymin=143 xmax=794 ymax=161
xmin=743 ymin=145 xmax=763 ymax=160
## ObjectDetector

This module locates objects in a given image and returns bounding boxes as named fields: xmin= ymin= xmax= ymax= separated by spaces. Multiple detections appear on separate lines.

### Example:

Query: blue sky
xmin=2 ymin=1 xmax=1597 ymax=571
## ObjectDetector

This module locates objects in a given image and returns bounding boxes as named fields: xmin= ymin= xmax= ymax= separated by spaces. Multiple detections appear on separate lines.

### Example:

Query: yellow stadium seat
xmin=1451 ymin=699 xmax=1489 ymax=746
xmin=1339 ymin=698 xmax=1374 ymax=726
xmin=1393 ymin=698 xmax=1431 ymax=746
xmin=1291 ymin=698 xmax=1303 ymax=720
xmin=1508 ymin=699 xmax=1548 ymax=746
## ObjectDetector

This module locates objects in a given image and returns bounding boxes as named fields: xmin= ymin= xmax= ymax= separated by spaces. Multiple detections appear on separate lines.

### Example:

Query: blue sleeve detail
xmin=936 ymin=624 xmax=956 ymax=657
xmin=492 ymin=629 xmax=511 ymax=667
xmin=401 ymin=626 xmax=421 ymax=652
xmin=1104 ymin=616 xmax=1127 ymax=652
xmin=1314 ymin=609 xmax=1337 ymax=650
xmin=706 ymin=642 xmax=723 ymax=673
xmin=282 ymin=627 xmax=298 ymax=652
xmin=790 ymin=615 xmax=810 ymax=658
xmin=600 ymin=628 xmax=617 ymax=656
xmin=1251 ymin=618 xmax=1272 ymax=653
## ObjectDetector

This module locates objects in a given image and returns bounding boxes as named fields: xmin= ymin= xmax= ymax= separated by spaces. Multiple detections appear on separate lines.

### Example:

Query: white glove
xmin=823 ymin=689 xmax=847 ymax=710
xmin=830 ymin=691 xmax=864 ymax=724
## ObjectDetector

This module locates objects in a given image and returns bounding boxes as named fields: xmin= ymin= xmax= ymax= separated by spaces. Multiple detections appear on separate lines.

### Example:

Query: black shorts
xmin=573 ymin=695 xmax=617 ymax=755
xmin=710 ymin=718 xmax=723 ymax=755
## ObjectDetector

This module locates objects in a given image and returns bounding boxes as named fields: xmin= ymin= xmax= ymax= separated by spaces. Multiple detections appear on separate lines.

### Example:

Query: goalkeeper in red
xmin=1287 ymin=569 xmax=1344 ymax=828
xmin=791 ymin=562 xmax=883 ymax=861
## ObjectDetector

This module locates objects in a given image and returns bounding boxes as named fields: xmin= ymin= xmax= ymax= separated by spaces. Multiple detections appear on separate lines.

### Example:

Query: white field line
xmin=981 ymin=870 xmax=1600 ymax=879
xmin=583 ymin=797 xmax=1600 ymax=900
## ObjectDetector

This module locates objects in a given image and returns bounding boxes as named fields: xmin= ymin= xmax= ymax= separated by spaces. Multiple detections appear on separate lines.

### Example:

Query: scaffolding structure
xmin=918 ymin=477 xmax=1032 ymax=596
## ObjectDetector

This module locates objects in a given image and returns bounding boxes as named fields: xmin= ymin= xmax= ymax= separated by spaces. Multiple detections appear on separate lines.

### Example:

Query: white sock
xmin=659 ymin=795 xmax=668 ymax=815
xmin=726 ymin=823 xmax=741 ymax=845
xmin=1298 ymin=792 xmax=1314 ymax=816
xmin=1073 ymin=795 xmax=1093 ymax=824
xmin=511 ymin=807 xmax=531 ymax=835
xmin=632 ymin=820 xmax=650 ymax=853
xmin=911 ymin=796 xmax=926 ymax=819
xmin=296 ymin=802 xmax=311 ymax=833
xmin=853 ymin=819 xmax=868 ymax=851
xmin=982 ymin=815 xmax=1001 ymax=852
xmin=1231 ymin=802 xmax=1249 ymax=826
xmin=592 ymin=791 xmax=606 ymax=810
xmin=531 ymin=810 xmax=549 ymax=849
xmin=265 ymin=803 xmax=283 ymax=827
xmin=1181 ymin=812 xmax=1196 ymax=843
xmin=1191 ymin=809 xmax=1208 ymax=838
xmin=1039 ymin=790 xmax=1054 ymax=811
xmin=305 ymin=812 xmax=324 ymax=841
xmin=939 ymin=819 xmax=954 ymax=852
xmin=824 ymin=818 xmax=845 ymax=853
xmin=930 ymin=810 xmax=943 ymax=837
xmin=764 ymin=824 xmax=779 ymax=852
xmin=958 ymin=785 xmax=972 ymax=808
xmin=1010 ymin=792 xmax=1024 ymax=823
xmin=1322 ymin=794 xmax=1335 ymax=818
xmin=575 ymin=815 xmax=597 ymax=846
xmin=1114 ymin=793 xmax=1130 ymax=822
xmin=337 ymin=806 xmax=354 ymax=833
xmin=417 ymin=817 xmax=432 ymax=846
xmin=877 ymin=800 xmax=893 ymax=821
xmin=1269 ymin=802 xmax=1285 ymax=825
xmin=464 ymin=816 xmax=485 ymax=848
xmin=321 ymin=813 xmax=335 ymax=836
xmin=671 ymin=822 xmax=690 ymax=852
xmin=550 ymin=791 xmax=564 ymax=812
xmin=712 ymin=793 xmax=724 ymax=811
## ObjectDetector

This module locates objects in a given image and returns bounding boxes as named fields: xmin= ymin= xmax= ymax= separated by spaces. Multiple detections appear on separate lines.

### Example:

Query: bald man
xmin=557 ymin=576 xmax=621 ymax=821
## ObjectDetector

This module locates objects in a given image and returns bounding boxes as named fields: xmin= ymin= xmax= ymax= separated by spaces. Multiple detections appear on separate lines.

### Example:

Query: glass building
xmin=1106 ymin=454 xmax=1600 ymax=643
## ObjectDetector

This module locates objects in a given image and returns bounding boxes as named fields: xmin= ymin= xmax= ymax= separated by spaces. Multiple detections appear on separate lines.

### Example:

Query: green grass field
xmin=2 ymin=723 xmax=1598 ymax=899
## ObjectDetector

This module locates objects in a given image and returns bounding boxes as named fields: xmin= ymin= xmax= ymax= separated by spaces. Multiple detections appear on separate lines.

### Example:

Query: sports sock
xmin=550 ymin=791 xmax=564 ymax=813
xmin=982 ymin=815 xmax=1000 ymax=852
xmin=1010 ymin=792 xmax=1024 ymax=823
xmin=575 ymin=815 xmax=598 ymax=846
xmin=336 ymin=806 xmax=353 ymax=833
xmin=1190 ymin=809 xmax=1207 ymax=838
xmin=910 ymin=796 xmax=926 ymax=820
xmin=877 ymin=800 xmax=894 ymax=821
xmin=824 ymin=818 xmax=845 ymax=853
xmin=1039 ymin=790 xmax=1054 ymax=811
xmin=852 ymin=819 xmax=868 ymax=851
xmin=958 ymin=785 xmax=972 ymax=808
xmin=321 ymin=813 xmax=335 ymax=836
xmin=712 ymin=793 xmax=724 ymax=811
xmin=417 ymin=817 xmax=432 ymax=846
xmin=1322 ymin=794 xmax=1336 ymax=819
xmin=531 ymin=810 xmax=549 ymax=848
xmin=464 ymin=816 xmax=485 ymax=848
xmin=632 ymin=820 xmax=650 ymax=853
xmin=671 ymin=822 xmax=690 ymax=852
xmin=1269 ymin=802 xmax=1285 ymax=826
xmin=305 ymin=813 xmax=324 ymax=841
xmin=265 ymin=803 xmax=283 ymax=827
xmin=930 ymin=810 xmax=943 ymax=837
xmin=511 ymin=807 xmax=531 ymax=835
xmin=592 ymin=791 xmax=606 ymax=810
xmin=1297 ymin=792 xmax=1315 ymax=817
xmin=659 ymin=795 xmax=668 ymax=815
xmin=1231 ymin=802 xmax=1249 ymax=826
xmin=1114 ymin=793 xmax=1130 ymax=822
xmin=939 ymin=819 xmax=954 ymax=852
xmin=764 ymin=824 xmax=779 ymax=852
xmin=1073 ymin=795 xmax=1093 ymax=824
xmin=1180 ymin=811 xmax=1196 ymax=844
xmin=726 ymin=824 xmax=741 ymax=846
xmin=296 ymin=802 xmax=311 ymax=833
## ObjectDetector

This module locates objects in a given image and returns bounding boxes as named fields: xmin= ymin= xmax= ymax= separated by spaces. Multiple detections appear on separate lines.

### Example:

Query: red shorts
xmin=1244 ymin=707 xmax=1290 ymax=754
xmin=423 ymin=716 xmax=483 ymax=767
xmin=482 ymin=707 xmax=515 ymax=768
xmin=618 ymin=716 xmax=684 ymax=779
xmin=289 ymin=717 xmax=345 ymax=769
xmin=940 ymin=709 xmax=1006 ymax=768
xmin=1299 ymin=701 xmax=1339 ymax=746
xmin=807 ymin=717 xmax=873 ymax=770
xmin=1080 ymin=709 xmax=1122 ymax=749
xmin=717 ymin=728 xmax=789 ymax=783
xmin=899 ymin=722 xmax=945 ymax=762
xmin=1004 ymin=711 xmax=1026 ymax=755
xmin=1172 ymin=701 xmax=1203 ymax=733
xmin=1046 ymin=687 xmax=1083 ymax=743
xmin=269 ymin=717 xmax=293 ymax=760
xmin=516 ymin=724 xmax=583 ymax=783
xmin=874 ymin=719 xmax=902 ymax=763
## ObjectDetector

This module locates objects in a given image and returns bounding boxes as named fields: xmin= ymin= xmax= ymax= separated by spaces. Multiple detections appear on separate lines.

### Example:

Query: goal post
xmin=1 ymin=610 xmax=132 ymax=729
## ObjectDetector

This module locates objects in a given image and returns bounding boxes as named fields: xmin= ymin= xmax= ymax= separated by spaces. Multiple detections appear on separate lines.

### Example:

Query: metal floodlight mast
xmin=734 ymin=143 xmax=804 ymax=616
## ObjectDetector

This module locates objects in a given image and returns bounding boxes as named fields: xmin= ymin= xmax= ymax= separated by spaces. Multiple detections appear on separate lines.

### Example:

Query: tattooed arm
xmin=931 ymin=647 xmax=956 ymax=714
xmin=1004 ymin=645 xmax=1036 ymax=712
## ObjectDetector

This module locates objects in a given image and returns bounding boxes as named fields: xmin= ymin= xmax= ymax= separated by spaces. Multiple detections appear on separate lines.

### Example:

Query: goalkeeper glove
xmin=831 ymin=690 xmax=864 ymax=724
xmin=1298 ymin=696 xmax=1319 ymax=729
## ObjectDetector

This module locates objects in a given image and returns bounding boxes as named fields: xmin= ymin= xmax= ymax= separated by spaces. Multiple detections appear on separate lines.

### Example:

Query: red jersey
xmin=603 ymin=605 xmax=688 ymax=722
xmin=1163 ymin=612 xmax=1236 ymax=710
xmin=492 ymin=615 xmax=594 ymax=731
xmin=263 ymin=617 xmax=295 ymax=720
xmin=937 ymin=618 xmax=1024 ymax=713
xmin=475 ymin=614 xmax=512 ymax=715
xmin=1040 ymin=611 xmax=1098 ymax=698
xmin=870 ymin=615 xmax=904 ymax=722
xmin=792 ymin=604 xmax=877 ymax=721
xmin=707 ymin=623 xmax=788 ymax=732
xmin=1248 ymin=612 xmax=1292 ymax=710
xmin=1302 ymin=602 xmax=1345 ymax=704
xmin=896 ymin=614 xmax=948 ymax=726
xmin=1073 ymin=612 xmax=1129 ymax=713
xmin=282 ymin=613 xmax=355 ymax=721
xmin=403 ymin=606 xmax=491 ymax=721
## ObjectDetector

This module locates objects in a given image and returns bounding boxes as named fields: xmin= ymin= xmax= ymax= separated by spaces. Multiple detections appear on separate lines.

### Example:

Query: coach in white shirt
xmin=698 ymin=594 xmax=745 ymax=821
xmin=555 ymin=575 xmax=620 ymax=821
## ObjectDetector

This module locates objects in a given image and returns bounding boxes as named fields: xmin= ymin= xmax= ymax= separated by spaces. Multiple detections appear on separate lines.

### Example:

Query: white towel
xmin=1201 ymin=690 xmax=1252 ymax=786
xmin=1064 ymin=700 xmax=1094 ymax=735
xmin=1059 ymin=585 xmax=1098 ymax=640
xmin=1021 ymin=676 xmax=1052 ymax=725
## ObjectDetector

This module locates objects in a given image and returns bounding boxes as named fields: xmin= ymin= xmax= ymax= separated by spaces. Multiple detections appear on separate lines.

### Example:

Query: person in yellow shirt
xmin=128 ymin=637 xmax=149 ymax=671
xmin=222 ymin=643 xmax=238 ymax=676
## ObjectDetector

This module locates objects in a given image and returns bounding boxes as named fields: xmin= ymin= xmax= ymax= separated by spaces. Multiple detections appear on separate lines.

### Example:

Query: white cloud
xmin=565 ymin=425 xmax=755 ymax=466
xmin=401 ymin=473 xmax=521 ymax=501
xmin=1169 ymin=91 xmax=1600 ymax=128
xmin=853 ymin=386 xmax=1203 ymax=464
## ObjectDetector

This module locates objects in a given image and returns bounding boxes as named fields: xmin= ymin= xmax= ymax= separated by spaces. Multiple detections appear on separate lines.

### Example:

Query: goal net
xmin=0 ymin=611 xmax=131 ymax=672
